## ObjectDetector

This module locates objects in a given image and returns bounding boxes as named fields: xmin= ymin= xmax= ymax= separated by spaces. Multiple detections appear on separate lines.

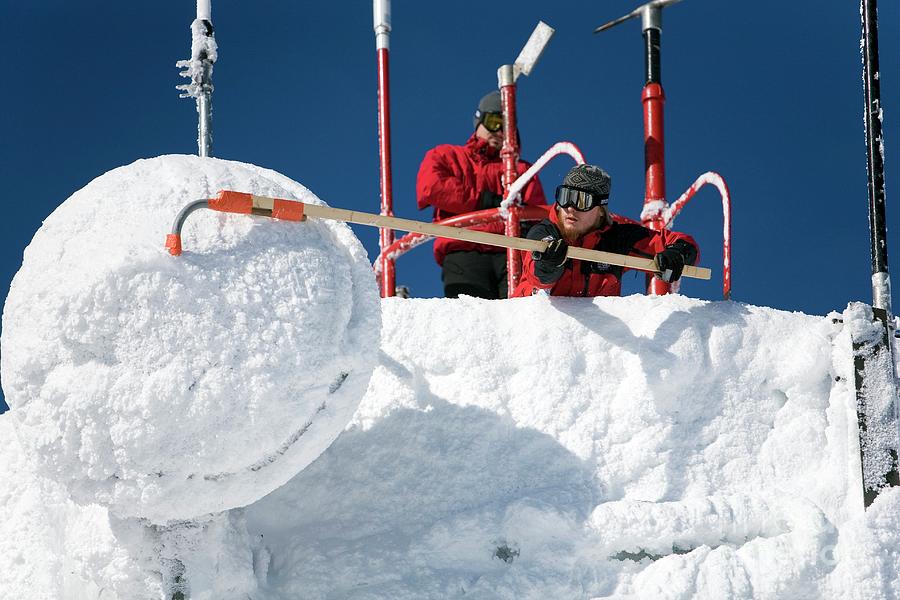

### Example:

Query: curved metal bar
xmin=661 ymin=172 xmax=731 ymax=299
xmin=165 ymin=199 xmax=210 ymax=256
xmin=501 ymin=141 xmax=586 ymax=211
xmin=171 ymin=199 xmax=210 ymax=237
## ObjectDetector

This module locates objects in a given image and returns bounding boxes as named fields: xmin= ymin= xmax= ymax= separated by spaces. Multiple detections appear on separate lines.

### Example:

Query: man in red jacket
xmin=512 ymin=164 xmax=699 ymax=298
xmin=417 ymin=91 xmax=546 ymax=299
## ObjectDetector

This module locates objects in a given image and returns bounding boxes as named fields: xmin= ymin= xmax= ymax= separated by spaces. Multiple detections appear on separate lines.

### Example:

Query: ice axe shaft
xmin=166 ymin=191 xmax=711 ymax=281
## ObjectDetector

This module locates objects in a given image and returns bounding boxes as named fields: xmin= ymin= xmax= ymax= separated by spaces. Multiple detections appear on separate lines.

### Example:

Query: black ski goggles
xmin=480 ymin=112 xmax=504 ymax=133
xmin=554 ymin=185 xmax=608 ymax=211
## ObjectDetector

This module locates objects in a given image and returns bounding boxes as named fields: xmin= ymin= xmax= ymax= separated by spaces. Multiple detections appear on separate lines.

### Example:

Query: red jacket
xmin=512 ymin=206 xmax=699 ymax=297
xmin=417 ymin=134 xmax=546 ymax=265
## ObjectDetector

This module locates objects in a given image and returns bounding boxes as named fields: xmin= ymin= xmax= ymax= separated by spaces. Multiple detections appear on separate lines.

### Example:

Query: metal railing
xmin=374 ymin=142 xmax=586 ymax=291
xmin=660 ymin=172 xmax=732 ymax=299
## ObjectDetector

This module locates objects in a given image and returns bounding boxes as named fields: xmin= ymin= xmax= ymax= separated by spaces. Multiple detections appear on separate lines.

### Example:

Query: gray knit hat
xmin=473 ymin=90 xmax=502 ymax=129
xmin=562 ymin=164 xmax=612 ymax=200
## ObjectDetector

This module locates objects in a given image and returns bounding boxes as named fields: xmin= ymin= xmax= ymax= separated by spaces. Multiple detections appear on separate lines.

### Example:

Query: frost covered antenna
xmin=177 ymin=0 xmax=217 ymax=157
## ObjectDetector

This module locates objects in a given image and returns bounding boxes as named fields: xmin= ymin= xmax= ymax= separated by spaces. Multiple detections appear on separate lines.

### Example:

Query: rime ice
xmin=2 ymin=192 xmax=900 ymax=597
xmin=0 ymin=155 xmax=380 ymax=523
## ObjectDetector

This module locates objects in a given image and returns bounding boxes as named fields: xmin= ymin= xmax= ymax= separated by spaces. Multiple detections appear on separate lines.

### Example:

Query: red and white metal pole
xmin=498 ymin=65 xmax=523 ymax=291
xmin=497 ymin=21 xmax=554 ymax=292
xmin=374 ymin=0 xmax=396 ymax=298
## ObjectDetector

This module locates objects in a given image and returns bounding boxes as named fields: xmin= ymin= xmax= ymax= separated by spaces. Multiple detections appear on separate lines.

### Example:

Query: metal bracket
xmin=593 ymin=0 xmax=682 ymax=34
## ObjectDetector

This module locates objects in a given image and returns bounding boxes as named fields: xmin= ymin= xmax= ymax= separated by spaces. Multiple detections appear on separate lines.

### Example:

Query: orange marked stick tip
xmin=209 ymin=190 xmax=253 ymax=214
xmin=165 ymin=234 xmax=183 ymax=256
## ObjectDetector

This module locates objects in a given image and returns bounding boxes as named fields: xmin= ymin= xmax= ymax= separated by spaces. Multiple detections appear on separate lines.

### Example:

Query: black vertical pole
xmin=857 ymin=0 xmax=899 ymax=511
xmin=644 ymin=27 xmax=661 ymax=85
xmin=862 ymin=0 xmax=892 ymax=314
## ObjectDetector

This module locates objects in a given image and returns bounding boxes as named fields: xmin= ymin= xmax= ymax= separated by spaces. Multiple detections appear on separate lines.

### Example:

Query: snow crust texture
xmin=0 ymin=155 xmax=380 ymax=524
xmin=240 ymin=296 xmax=899 ymax=600
xmin=2 ymin=195 xmax=900 ymax=597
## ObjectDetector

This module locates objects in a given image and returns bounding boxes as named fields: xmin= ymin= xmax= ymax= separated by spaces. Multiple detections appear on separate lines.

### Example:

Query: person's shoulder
xmin=423 ymin=142 xmax=468 ymax=159
xmin=424 ymin=142 xmax=461 ymax=153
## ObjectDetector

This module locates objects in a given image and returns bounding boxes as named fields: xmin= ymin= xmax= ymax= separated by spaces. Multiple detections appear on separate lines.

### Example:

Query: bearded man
xmin=512 ymin=164 xmax=699 ymax=297
xmin=417 ymin=90 xmax=546 ymax=299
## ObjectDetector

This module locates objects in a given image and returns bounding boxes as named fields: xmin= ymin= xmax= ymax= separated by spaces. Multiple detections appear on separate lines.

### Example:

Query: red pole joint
xmin=641 ymin=82 xmax=670 ymax=295
xmin=642 ymin=83 xmax=666 ymax=207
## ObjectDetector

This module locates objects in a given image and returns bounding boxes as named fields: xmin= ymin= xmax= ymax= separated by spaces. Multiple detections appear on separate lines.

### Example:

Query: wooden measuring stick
xmin=207 ymin=192 xmax=711 ymax=281
xmin=299 ymin=203 xmax=711 ymax=281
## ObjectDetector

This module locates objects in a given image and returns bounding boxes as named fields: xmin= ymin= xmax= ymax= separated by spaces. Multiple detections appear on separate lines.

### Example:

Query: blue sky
xmin=1 ymin=1 xmax=898 ymax=411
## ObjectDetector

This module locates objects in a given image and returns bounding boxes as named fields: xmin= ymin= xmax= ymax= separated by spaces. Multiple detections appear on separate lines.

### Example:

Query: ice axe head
xmin=593 ymin=0 xmax=683 ymax=34
xmin=510 ymin=21 xmax=555 ymax=82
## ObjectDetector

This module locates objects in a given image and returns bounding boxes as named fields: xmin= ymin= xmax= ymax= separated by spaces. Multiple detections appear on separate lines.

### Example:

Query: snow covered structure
xmin=0 ymin=156 xmax=380 ymax=523
xmin=1 ymin=157 xmax=899 ymax=599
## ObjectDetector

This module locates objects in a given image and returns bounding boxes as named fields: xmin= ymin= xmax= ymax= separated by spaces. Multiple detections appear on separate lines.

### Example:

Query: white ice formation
xmin=0 ymin=155 xmax=380 ymax=524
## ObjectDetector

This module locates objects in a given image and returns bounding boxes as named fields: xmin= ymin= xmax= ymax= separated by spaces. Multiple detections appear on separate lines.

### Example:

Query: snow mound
xmin=0 ymin=155 xmax=380 ymax=523
xmin=2 ymin=294 xmax=899 ymax=598
xmin=244 ymin=295 xmax=899 ymax=599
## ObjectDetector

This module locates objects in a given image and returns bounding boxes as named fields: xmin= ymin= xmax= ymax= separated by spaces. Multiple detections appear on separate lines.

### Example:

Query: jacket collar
xmin=465 ymin=133 xmax=500 ymax=161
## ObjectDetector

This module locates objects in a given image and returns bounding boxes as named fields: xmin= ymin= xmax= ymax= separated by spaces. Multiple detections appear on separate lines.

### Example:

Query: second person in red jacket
xmin=417 ymin=90 xmax=546 ymax=299
xmin=512 ymin=164 xmax=699 ymax=298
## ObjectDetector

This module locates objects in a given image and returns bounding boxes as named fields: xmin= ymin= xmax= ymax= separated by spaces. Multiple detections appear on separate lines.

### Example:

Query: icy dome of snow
xmin=0 ymin=155 xmax=380 ymax=523
xmin=1 ymin=294 xmax=900 ymax=598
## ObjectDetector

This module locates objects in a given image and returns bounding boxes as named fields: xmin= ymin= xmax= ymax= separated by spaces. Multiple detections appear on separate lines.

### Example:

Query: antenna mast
xmin=177 ymin=0 xmax=217 ymax=157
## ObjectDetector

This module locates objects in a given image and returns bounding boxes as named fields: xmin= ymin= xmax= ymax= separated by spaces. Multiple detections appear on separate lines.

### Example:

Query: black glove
xmin=477 ymin=190 xmax=504 ymax=210
xmin=654 ymin=240 xmax=696 ymax=283
xmin=532 ymin=236 xmax=568 ymax=285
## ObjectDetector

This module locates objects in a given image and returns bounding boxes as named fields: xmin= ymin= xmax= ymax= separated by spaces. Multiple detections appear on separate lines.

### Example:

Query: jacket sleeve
xmin=516 ymin=220 xmax=563 ymax=294
xmin=629 ymin=227 xmax=700 ymax=267
xmin=416 ymin=147 xmax=479 ymax=214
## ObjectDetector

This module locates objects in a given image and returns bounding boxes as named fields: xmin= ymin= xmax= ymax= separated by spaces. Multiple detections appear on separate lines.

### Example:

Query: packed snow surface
xmin=2 ymin=156 xmax=898 ymax=598
xmin=2 ymin=291 xmax=900 ymax=599
xmin=0 ymin=155 xmax=380 ymax=523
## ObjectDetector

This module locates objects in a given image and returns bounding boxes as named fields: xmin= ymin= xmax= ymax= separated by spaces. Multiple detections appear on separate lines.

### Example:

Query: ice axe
xmin=166 ymin=191 xmax=711 ymax=281
xmin=593 ymin=0 xmax=682 ymax=34
xmin=496 ymin=22 xmax=555 ymax=193
xmin=508 ymin=21 xmax=554 ymax=83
